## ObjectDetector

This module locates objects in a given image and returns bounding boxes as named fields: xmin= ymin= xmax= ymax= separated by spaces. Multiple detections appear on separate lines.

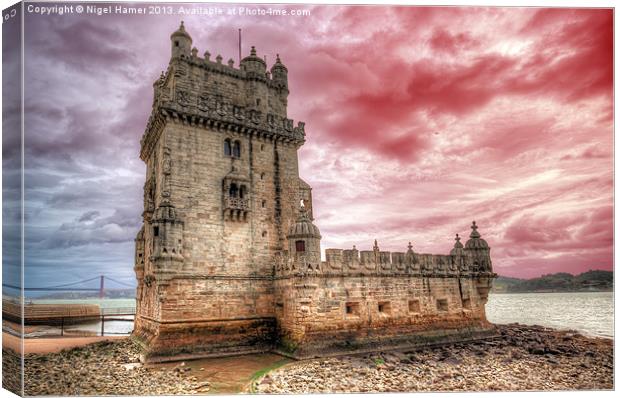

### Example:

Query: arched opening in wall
xmin=239 ymin=185 xmax=246 ymax=199
xmin=261 ymin=200 xmax=266 ymax=208
xmin=229 ymin=183 xmax=238 ymax=198
xmin=260 ymin=172 xmax=265 ymax=180
xmin=175 ymin=41 xmax=179 ymax=47
xmin=295 ymin=240 xmax=305 ymax=253
xmin=233 ymin=140 xmax=241 ymax=158
xmin=224 ymin=139 xmax=232 ymax=156
xmin=260 ymin=144 xmax=265 ymax=151
xmin=256 ymin=98 xmax=261 ymax=106
xmin=262 ymin=231 xmax=267 ymax=237
xmin=153 ymin=226 xmax=159 ymax=237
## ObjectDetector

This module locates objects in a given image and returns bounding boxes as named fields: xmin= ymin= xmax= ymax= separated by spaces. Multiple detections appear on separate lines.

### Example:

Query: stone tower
xmin=134 ymin=24 xmax=496 ymax=362
xmin=133 ymin=23 xmax=310 ymax=362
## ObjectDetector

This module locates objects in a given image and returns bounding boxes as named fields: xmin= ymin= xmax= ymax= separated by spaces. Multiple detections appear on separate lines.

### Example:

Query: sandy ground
xmin=2 ymin=332 xmax=125 ymax=354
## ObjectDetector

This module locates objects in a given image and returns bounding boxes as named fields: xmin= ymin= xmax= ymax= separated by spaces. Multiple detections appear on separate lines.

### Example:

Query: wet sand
xmin=153 ymin=353 xmax=290 ymax=393
xmin=2 ymin=332 xmax=124 ymax=354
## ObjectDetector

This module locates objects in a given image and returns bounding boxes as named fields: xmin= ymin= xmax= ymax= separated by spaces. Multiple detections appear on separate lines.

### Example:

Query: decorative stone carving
xmin=175 ymin=89 xmax=190 ymax=107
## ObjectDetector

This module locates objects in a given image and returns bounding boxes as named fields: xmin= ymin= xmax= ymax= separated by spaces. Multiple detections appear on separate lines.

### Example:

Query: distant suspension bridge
xmin=2 ymin=275 xmax=136 ymax=298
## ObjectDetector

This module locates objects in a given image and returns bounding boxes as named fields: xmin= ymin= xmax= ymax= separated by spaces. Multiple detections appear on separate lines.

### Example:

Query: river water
xmin=25 ymin=292 xmax=614 ymax=339
xmin=486 ymin=291 xmax=613 ymax=338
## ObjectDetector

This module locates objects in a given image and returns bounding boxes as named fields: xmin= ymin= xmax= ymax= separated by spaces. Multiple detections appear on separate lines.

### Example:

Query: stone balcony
xmin=224 ymin=197 xmax=250 ymax=211
xmin=223 ymin=197 xmax=250 ymax=222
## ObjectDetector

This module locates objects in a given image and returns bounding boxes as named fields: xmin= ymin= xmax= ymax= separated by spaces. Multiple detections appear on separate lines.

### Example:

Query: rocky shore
xmin=255 ymin=324 xmax=613 ymax=393
xmin=12 ymin=339 xmax=211 ymax=396
xmin=2 ymin=323 xmax=613 ymax=395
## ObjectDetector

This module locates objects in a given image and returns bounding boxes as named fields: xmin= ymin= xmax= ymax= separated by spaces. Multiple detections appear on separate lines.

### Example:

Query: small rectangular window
xmin=153 ymin=226 xmax=159 ymax=237
xmin=345 ymin=302 xmax=360 ymax=316
xmin=295 ymin=240 xmax=305 ymax=252
xmin=437 ymin=299 xmax=448 ymax=312
xmin=408 ymin=299 xmax=421 ymax=313
xmin=378 ymin=301 xmax=391 ymax=314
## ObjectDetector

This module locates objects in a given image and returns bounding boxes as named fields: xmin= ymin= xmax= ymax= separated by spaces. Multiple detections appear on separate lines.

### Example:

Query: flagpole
xmin=238 ymin=28 xmax=242 ymax=63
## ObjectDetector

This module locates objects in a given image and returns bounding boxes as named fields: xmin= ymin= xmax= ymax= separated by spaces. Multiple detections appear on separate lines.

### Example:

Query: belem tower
xmin=133 ymin=23 xmax=497 ymax=362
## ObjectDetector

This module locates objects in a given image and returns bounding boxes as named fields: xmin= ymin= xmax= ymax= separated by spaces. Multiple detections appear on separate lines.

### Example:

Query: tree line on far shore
xmin=492 ymin=270 xmax=613 ymax=294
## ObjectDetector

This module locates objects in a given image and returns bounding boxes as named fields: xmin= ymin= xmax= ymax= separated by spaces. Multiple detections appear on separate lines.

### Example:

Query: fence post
xmin=61 ymin=317 xmax=64 ymax=337
xmin=101 ymin=314 xmax=105 ymax=336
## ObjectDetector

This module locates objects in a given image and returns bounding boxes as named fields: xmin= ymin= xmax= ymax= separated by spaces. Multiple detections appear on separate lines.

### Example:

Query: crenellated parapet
xmin=276 ymin=221 xmax=495 ymax=281
xmin=140 ymin=22 xmax=305 ymax=161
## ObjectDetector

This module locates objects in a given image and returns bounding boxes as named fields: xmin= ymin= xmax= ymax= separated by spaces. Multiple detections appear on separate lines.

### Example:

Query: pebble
xmin=2 ymin=339 xmax=211 ymax=396
xmin=254 ymin=324 xmax=613 ymax=393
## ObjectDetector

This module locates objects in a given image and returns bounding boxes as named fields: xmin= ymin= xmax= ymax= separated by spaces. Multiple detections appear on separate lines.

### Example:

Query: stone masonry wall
xmin=274 ymin=274 xmax=492 ymax=358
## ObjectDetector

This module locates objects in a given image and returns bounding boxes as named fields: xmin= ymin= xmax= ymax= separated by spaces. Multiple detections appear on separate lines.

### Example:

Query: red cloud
xmin=429 ymin=28 xmax=479 ymax=52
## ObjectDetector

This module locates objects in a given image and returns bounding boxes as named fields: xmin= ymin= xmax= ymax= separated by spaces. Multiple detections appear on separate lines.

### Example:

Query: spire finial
xmin=455 ymin=233 xmax=461 ymax=242
xmin=250 ymin=46 xmax=257 ymax=56
xmin=469 ymin=221 xmax=481 ymax=239
xmin=276 ymin=53 xmax=281 ymax=63
xmin=373 ymin=239 xmax=379 ymax=251
xmin=180 ymin=21 xmax=185 ymax=30
xmin=407 ymin=241 xmax=413 ymax=251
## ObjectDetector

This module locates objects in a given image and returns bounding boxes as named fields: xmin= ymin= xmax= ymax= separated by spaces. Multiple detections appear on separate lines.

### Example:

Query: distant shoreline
xmin=491 ymin=289 xmax=613 ymax=295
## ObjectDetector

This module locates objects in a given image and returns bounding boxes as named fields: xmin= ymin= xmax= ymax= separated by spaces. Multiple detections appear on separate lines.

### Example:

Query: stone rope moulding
xmin=132 ymin=22 xmax=498 ymax=363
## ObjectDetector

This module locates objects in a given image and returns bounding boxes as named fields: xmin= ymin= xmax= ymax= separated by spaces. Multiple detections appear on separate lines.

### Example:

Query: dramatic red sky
xmin=15 ymin=4 xmax=612 ymax=287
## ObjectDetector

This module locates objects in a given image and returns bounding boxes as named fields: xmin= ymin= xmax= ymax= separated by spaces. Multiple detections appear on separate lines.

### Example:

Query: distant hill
xmin=492 ymin=270 xmax=613 ymax=293
xmin=35 ymin=288 xmax=136 ymax=300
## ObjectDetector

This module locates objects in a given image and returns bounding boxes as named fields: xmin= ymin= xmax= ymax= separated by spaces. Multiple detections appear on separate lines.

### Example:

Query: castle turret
xmin=170 ymin=21 xmax=192 ymax=59
xmin=240 ymin=46 xmax=267 ymax=78
xmin=287 ymin=203 xmax=321 ymax=270
xmin=450 ymin=233 xmax=466 ymax=272
xmin=271 ymin=54 xmax=289 ymax=92
xmin=450 ymin=234 xmax=464 ymax=256
xmin=150 ymin=200 xmax=184 ymax=270
xmin=464 ymin=221 xmax=492 ymax=272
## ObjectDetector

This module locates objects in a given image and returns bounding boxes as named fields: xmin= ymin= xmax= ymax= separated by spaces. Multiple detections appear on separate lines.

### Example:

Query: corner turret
xmin=287 ymin=202 xmax=321 ymax=270
xmin=170 ymin=21 xmax=192 ymax=59
xmin=271 ymin=54 xmax=289 ymax=92
xmin=464 ymin=221 xmax=492 ymax=273
xmin=240 ymin=46 xmax=267 ymax=77
xmin=450 ymin=234 xmax=464 ymax=256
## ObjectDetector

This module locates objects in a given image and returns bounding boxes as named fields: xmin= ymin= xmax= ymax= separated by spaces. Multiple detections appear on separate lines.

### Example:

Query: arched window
xmin=239 ymin=185 xmax=246 ymax=199
xmin=224 ymin=139 xmax=232 ymax=156
xmin=233 ymin=140 xmax=241 ymax=158
xmin=295 ymin=240 xmax=306 ymax=252
xmin=229 ymin=183 xmax=238 ymax=197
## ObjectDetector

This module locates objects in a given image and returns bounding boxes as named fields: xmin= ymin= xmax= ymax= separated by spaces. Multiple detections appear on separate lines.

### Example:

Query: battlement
xmin=140 ymin=23 xmax=305 ymax=161
xmin=275 ymin=238 xmax=494 ymax=278
xmin=171 ymin=49 xmax=287 ymax=90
